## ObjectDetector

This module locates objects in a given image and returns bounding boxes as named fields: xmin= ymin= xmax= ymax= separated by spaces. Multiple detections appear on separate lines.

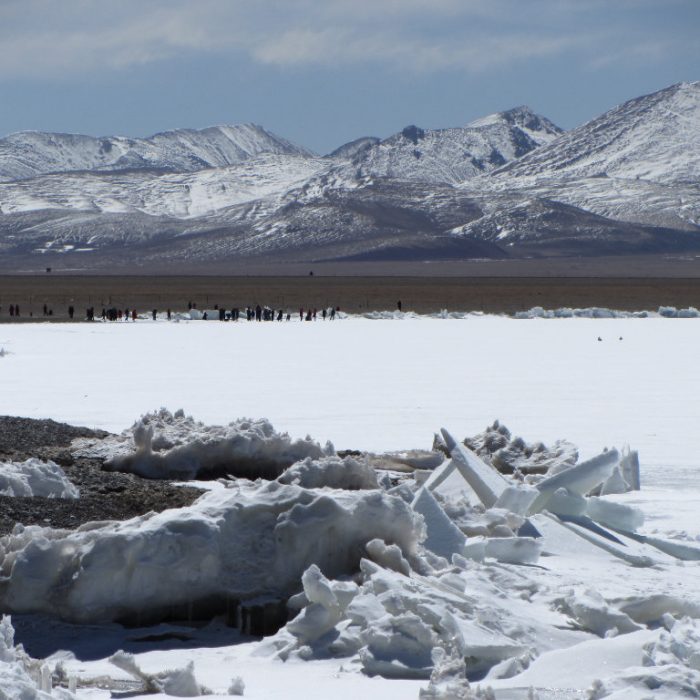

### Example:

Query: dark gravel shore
xmin=0 ymin=416 xmax=203 ymax=535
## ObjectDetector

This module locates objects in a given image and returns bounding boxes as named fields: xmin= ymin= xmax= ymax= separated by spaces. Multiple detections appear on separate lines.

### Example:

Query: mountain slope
xmin=495 ymin=82 xmax=700 ymax=185
xmin=0 ymin=124 xmax=314 ymax=181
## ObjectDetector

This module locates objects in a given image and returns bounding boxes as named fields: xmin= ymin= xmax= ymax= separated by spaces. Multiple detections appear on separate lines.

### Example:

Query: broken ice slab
xmin=493 ymin=485 xmax=539 ymax=516
xmin=615 ymin=532 xmax=700 ymax=561
xmin=462 ymin=536 xmax=542 ymax=565
xmin=585 ymin=497 xmax=644 ymax=532
xmin=412 ymin=487 xmax=467 ymax=561
xmin=441 ymin=611 xmax=527 ymax=675
xmin=529 ymin=448 xmax=620 ymax=513
xmin=440 ymin=429 xmax=509 ymax=507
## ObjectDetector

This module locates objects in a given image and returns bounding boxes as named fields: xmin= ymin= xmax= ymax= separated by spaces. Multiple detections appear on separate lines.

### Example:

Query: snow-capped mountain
xmin=0 ymin=82 xmax=699 ymax=268
xmin=0 ymin=124 xmax=314 ymax=182
xmin=346 ymin=107 xmax=562 ymax=185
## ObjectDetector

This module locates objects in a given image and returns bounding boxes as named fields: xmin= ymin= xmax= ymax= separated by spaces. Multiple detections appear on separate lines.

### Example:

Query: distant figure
xmin=132 ymin=309 xmax=137 ymax=321
xmin=167 ymin=309 xmax=172 ymax=320
xmin=313 ymin=308 xmax=317 ymax=321
xmin=188 ymin=301 xmax=193 ymax=310
xmin=125 ymin=308 xmax=129 ymax=321
xmin=299 ymin=307 xmax=303 ymax=321
xmin=322 ymin=308 xmax=327 ymax=321
xmin=397 ymin=300 xmax=402 ymax=312
xmin=597 ymin=336 xmax=602 ymax=342
xmin=309 ymin=270 xmax=314 ymax=276
xmin=43 ymin=304 xmax=48 ymax=316
xmin=286 ymin=313 xmax=291 ymax=321
xmin=619 ymin=336 xmax=623 ymax=341
xmin=330 ymin=307 xmax=335 ymax=320
xmin=255 ymin=304 xmax=262 ymax=322
xmin=15 ymin=305 xmax=19 ymax=317
xmin=219 ymin=308 xmax=226 ymax=321
xmin=46 ymin=267 xmax=51 ymax=273
xmin=153 ymin=309 xmax=158 ymax=321
xmin=277 ymin=309 xmax=283 ymax=321
xmin=9 ymin=305 xmax=14 ymax=317
xmin=68 ymin=305 xmax=75 ymax=320
xmin=203 ymin=311 xmax=208 ymax=320
xmin=306 ymin=309 xmax=312 ymax=321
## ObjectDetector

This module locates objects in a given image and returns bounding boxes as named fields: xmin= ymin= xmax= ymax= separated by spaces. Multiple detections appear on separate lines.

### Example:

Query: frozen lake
xmin=1 ymin=314 xmax=700 ymax=698
xmin=1 ymin=315 xmax=698 ymax=490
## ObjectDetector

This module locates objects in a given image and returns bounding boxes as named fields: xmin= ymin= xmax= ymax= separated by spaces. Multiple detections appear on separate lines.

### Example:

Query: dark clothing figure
xmin=322 ymin=308 xmax=327 ymax=320
xmin=299 ymin=308 xmax=303 ymax=321
xmin=43 ymin=304 xmax=48 ymax=316
xmin=9 ymin=305 xmax=14 ymax=317
xmin=153 ymin=309 xmax=158 ymax=321
xmin=132 ymin=309 xmax=137 ymax=321
xmin=219 ymin=308 xmax=226 ymax=321
xmin=68 ymin=306 xmax=75 ymax=320
xmin=397 ymin=300 xmax=402 ymax=311
xmin=255 ymin=305 xmax=262 ymax=322
xmin=167 ymin=309 xmax=172 ymax=320
xmin=330 ymin=308 xmax=336 ymax=320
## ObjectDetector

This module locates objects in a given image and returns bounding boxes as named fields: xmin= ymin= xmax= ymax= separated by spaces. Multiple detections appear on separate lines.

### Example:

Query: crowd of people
xmin=1 ymin=301 xmax=343 ymax=322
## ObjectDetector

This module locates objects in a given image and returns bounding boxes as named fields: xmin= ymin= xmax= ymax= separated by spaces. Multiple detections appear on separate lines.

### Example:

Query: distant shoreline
xmin=2 ymin=270 xmax=700 ymax=319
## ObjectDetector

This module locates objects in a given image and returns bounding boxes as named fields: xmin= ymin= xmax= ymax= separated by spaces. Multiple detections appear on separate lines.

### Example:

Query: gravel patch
xmin=0 ymin=416 xmax=202 ymax=534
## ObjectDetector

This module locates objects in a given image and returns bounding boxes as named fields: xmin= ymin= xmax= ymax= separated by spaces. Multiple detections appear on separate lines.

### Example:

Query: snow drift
xmin=72 ymin=409 xmax=332 ymax=480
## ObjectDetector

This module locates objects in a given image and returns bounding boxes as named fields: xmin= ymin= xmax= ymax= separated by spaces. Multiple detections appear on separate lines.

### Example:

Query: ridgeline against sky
xmin=0 ymin=0 xmax=698 ymax=154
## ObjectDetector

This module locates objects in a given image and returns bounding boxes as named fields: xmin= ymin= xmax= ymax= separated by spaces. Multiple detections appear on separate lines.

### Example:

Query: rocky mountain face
xmin=0 ymin=82 xmax=698 ymax=268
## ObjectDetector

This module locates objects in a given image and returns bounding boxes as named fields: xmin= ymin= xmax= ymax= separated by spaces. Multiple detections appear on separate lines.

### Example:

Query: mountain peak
xmin=468 ymin=106 xmax=563 ymax=137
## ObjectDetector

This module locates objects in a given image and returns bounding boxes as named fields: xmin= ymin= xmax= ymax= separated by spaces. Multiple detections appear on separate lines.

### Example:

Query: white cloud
xmin=0 ymin=0 xmax=692 ymax=79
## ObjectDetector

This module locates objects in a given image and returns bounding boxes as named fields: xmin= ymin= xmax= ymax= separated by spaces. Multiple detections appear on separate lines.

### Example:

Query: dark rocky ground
xmin=0 ymin=416 xmax=203 ymax=534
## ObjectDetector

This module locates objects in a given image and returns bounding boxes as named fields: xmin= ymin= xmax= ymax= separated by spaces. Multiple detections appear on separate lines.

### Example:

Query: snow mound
xmin=72 ymin=409 xmax=332 ymax=480
xmin=0 ymin=459 xmax=79 ymax=499
xmin=0 ymin=482 xmax=421 ymax=623
xmin=277 ymin=455 xmax=378 ymax=490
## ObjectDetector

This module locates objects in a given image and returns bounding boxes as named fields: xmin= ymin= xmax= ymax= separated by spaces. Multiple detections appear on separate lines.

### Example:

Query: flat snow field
xmin=1 ymin=315 xmax=699 ymax=483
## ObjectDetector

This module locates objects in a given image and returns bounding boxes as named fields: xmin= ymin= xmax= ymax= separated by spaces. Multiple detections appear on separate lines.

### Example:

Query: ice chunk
xmin=466 ymin=421 xmax=578 ymax=475
xmin=484 ymin=537 xmax=542 ymax=565
xmin=441 ymin=611 xmax=527 ymax=674
xmin=278 ymin=455 xmax=378 ymax=490
xmin=493 ymin=485 xmax=539 ymax=516
xmin=546 ymin=488 xmax=588 ymax=517
xmin=0 ymin=459 xmax=79 ymax=499
xmin=462 ymin=537 xmax=541 ymax=565
xmin=556 ymin=589 xmax=643 ymax=636
xmin=441 ymin=429 xmax=508 ymax=507
xmin=618 ymin=594 xmax=700 ymax=624
xmin=366 ymin=539 xmax=411 ymax=576
xmin=412 ymin=487 xmax=467 ymax=560
xmin=419 ymin=646 xmax=473 ymax=699
xmin=530 ymin=449 xmax=619 ymax=512
xmin=359 ymin=612 xmax=436 ymax=679
xmin=585 ymin=497 xmax=644 ymax=532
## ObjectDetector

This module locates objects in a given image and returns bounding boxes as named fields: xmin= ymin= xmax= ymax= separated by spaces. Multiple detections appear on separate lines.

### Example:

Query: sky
xmin=0 ymin=0 xmax=698 ymax=154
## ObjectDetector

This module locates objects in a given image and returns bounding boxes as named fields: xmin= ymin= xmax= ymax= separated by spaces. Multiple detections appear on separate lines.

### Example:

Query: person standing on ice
xmin=132 ymin=309 xmax=137 ymax=321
